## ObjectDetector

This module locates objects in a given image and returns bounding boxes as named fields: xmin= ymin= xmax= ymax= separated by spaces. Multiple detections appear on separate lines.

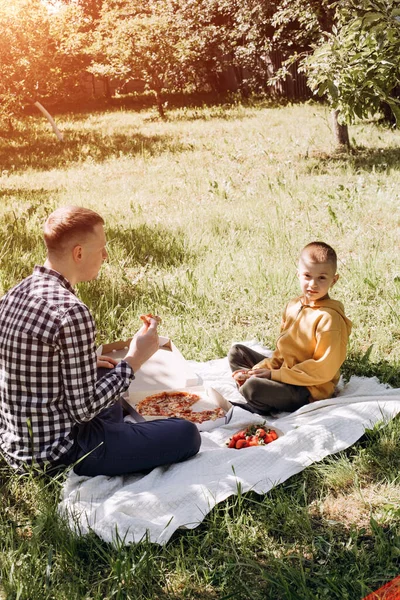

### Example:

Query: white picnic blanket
xmin=59 ymin=342 xmax=400 ymax=545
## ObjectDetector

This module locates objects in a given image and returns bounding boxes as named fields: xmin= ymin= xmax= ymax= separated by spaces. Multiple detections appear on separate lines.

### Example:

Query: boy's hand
xmin=232 ymin=369 xmax=251 ymax=386
xmin=249 ymin=368 xmax=271 ymax=379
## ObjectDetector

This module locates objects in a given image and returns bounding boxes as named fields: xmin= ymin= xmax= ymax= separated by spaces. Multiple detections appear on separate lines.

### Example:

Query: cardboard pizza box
xmin=121 ymin=385 xmax=234 ymax=432
xmin=97 ymin=336 xmax=201 ymax=393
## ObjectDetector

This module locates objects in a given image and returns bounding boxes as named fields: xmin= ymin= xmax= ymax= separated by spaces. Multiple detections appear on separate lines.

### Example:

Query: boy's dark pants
xmin=228 ymin=344 xmax=310 ymax=414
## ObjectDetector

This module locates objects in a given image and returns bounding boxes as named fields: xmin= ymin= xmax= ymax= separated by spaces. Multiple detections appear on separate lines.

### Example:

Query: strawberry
xmin=248 ymin=435 xmax=259 ymax=444
xmin=228 ymin=424 xmax=276 ymax=449
xmin=235 ymin=439 xmax=249 ymax=449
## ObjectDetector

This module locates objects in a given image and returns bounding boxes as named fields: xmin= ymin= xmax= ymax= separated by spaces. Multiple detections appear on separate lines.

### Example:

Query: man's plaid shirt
xmin=0 ymin=266 xmax=134 ymax=470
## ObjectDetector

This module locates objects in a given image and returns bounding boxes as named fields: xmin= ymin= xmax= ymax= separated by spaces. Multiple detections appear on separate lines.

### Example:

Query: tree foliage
xmin=88 ymin=0 xmax=279 ymax=113
xmin=304 ymin=0 xmax=400 ymax=125
xmin=271 ymin=0 xmax=336 ymax=53
xmin=1 ymin=0 xmax=400 ymax=130
xmin=88 ymin=0 xmax=190 ymax=116
xmin=0 ymin=0 xmax=57 ymax=120
xmin=0 ymin=0 xmax=90 ymax=123
xmin=179 ymin=0 xmax=275 ymax=94
xmin=272 ymin=0 xmax=400 ymax=127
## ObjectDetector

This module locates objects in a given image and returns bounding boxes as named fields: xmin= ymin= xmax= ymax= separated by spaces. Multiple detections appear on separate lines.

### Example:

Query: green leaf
xmin=362 ymin=12 xmax=384 ymax=27
xmin=361 ymin=344 xmax=374 ymax=363
xmin=327 ymin=81 xmax=338 ymax=101
xmin=386 ymin=100 xmax=400 ymax=127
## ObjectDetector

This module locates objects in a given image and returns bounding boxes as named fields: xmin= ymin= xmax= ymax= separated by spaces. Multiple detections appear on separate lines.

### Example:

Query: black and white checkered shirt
xmin=0 ymin=266 xmax=134 ymax=471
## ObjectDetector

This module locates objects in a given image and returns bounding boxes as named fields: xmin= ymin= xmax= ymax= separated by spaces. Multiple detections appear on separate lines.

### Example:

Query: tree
xmin=271 ymin=0 xmax=400 ymax=148
xmin=270 ymin=0 xmax=348 ymax=144
xmin=0 ymin=0 xmax=89 ymax=131
xmin=0 ymin=0 xmax=58 ymax=124
xmin=304 ymin=1 xmax=400 ymax=129
xmin=271 ymin=0 xmax=335 ymax=52
xmin=49 ymin=2 xmax=97 ymax=99
xmin=88 ymin=0 xmax=195 ymax=117
xmin=88 ymin=0 xmax=278 ymax=112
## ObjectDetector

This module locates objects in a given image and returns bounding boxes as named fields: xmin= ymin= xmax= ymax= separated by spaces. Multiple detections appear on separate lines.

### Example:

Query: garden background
xmin=0 ymin=0 xmax=400 ymax=598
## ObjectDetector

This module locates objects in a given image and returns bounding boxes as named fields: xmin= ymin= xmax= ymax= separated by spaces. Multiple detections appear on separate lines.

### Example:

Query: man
xmin=0 ymin=206 xmax=200 ymax=476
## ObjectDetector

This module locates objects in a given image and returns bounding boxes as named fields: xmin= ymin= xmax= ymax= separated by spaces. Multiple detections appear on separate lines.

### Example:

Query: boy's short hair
xmin=300 ymin=241 xmax=337 ymax=272
xmin=43 ymin=205 xmax=104 ymax=255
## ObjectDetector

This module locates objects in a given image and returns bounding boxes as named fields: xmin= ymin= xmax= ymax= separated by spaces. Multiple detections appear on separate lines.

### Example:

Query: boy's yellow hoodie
xmin=253 ymin=296 xmax=352 ymax=402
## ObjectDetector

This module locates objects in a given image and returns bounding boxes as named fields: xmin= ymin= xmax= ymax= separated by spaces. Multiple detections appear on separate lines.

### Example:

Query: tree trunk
xmin=331 ymin=109 xmax=350 ymax=149
xmin=104 ymin=77 xmax=111 ymax=99
xmin=154 ymin=89 xmax=166 ymax=119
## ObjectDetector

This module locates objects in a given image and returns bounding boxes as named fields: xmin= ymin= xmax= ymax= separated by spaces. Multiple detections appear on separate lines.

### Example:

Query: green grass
xmin=0 ymin=97 xmax=399 ymax=599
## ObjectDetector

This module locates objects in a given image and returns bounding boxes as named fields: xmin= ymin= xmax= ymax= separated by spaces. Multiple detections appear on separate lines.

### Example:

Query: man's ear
xmin=331 ymin=273 xmax=339 ymax=287
xmin=72 ymin=244 xmax=83 ymax=264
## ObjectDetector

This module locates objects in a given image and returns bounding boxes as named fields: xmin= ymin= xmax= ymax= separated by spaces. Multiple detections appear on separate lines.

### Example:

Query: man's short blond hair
xmin=300 ymin=241 xmax=337 ymax=272
xmin=43 ymin=206 xmax=104 ymax=255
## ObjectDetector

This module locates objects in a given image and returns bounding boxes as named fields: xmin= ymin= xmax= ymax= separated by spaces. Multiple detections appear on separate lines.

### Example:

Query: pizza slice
xmin=135 ymin=391 xmax=226 ymax=424
xmin=183 ymin=407 xmax=226 ymax=423
xmin=140 ymin=313 xmax=162 ymax=325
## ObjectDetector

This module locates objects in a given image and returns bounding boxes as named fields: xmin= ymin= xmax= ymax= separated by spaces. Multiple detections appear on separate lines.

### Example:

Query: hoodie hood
xmin=300 ymin=296 xmax=352 ymax=336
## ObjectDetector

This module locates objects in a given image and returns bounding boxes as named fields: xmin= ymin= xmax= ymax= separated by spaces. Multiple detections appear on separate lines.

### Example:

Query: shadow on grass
xmin=351 ymin=146 xmax=400 ymax=172
xmin=0 ymin=197 xmax=51 ymax=288
xmin=107 ymin=223 xmax=193 ymax=268
xmin=166 ymin=483 xmax=396 ymax=600
xmin=0 ymin=187 xmax=57 ymax=207
xmin=263 ymin=515 xmax=397 ymax=600
xmin=24 ymin=91 xmax=283 ymax=119
xmin=342 ymin=351 xmax=400 ymax=388
xmin=0 ymin=128 xmax=191 ymax=173
xmin=78 ymin=223 xmax=197 ymax=340
xmin=306 ymin=146 xmax=400 ymax=174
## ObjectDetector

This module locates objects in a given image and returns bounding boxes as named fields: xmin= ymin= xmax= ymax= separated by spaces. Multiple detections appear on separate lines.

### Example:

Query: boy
xmin=228 ymin=241 xmax=352 ymax=414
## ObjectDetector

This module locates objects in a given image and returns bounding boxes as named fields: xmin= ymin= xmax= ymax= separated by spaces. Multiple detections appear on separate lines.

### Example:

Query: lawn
xmin=0 ymin=97 xmax=399 ymax=599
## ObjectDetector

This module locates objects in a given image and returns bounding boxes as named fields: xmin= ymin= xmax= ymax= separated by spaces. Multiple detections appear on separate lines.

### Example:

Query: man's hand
xmin=249 ymin=368 xmax=271 ymax=379
xmin=124 ymin=316 xmax=160 ymax=373
xmin=96 ymin=355 xmax=119 ymax=369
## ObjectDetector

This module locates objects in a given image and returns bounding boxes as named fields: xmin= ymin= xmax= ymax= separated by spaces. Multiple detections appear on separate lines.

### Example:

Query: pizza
xmin=140 ymin=313 xmax=162 ymax=325
xmin=136 ymin=390 xmax=225 ymax=423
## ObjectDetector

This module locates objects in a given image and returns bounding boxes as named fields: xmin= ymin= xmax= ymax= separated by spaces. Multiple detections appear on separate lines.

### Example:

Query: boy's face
xmin=297 ymin=257 xmax=339 ymax=305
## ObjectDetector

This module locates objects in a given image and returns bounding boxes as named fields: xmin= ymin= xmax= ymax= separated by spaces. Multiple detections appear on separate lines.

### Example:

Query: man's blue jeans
xmin=62 ymin=368 xmax=201 ymax=476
